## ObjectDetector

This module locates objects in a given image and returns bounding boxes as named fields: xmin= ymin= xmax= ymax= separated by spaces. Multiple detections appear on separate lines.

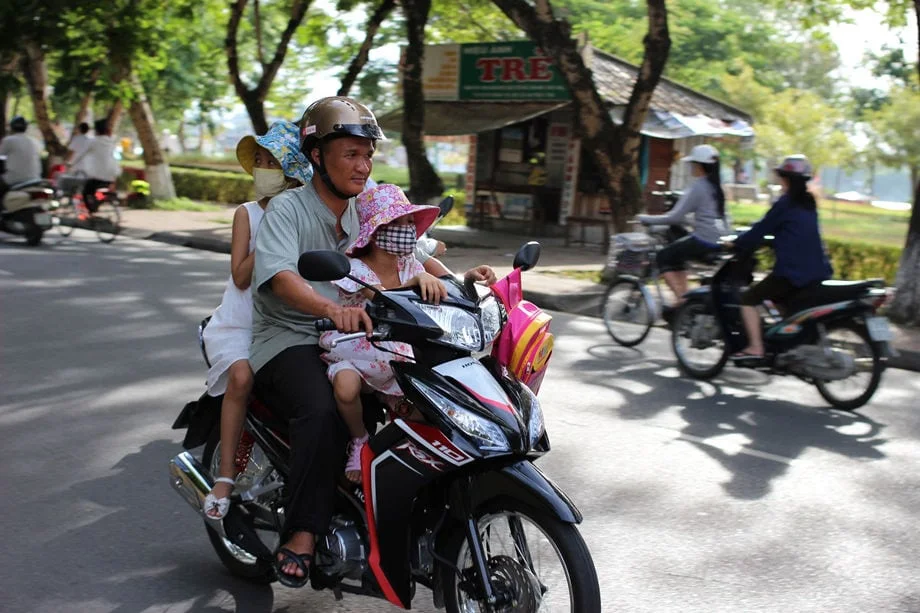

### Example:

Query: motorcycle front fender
xmin=465 ymin=460 xmax=582 ymax=524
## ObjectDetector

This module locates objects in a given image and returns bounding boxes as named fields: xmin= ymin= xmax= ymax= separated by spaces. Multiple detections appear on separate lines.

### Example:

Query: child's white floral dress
xmin=320 ymin=255 xmax=425 ymax=400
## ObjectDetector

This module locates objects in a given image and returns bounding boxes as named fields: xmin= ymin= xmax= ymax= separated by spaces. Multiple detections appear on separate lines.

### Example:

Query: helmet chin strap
xmin=317 ymin=148 xmax=360 ymax=201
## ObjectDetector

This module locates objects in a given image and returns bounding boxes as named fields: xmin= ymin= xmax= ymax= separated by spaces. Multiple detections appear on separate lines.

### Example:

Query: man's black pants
xmin=253 ymin=344 xmax=348 ymax=537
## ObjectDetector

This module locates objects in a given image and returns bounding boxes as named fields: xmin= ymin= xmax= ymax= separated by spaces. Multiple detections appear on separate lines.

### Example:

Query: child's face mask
xmin=375 ymin=221 xmax=417 ymax=255
xmin=253 ymin=168 xmax=287 ymax=200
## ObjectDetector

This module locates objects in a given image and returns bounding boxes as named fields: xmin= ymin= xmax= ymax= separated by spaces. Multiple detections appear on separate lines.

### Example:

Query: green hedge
xmin=119 ymin=165 xmax=253 ymax=204
xmin=756 ymin=239 xmax=902 ymax=285
xmin=170 ymin=167 xmax=254 ymax=204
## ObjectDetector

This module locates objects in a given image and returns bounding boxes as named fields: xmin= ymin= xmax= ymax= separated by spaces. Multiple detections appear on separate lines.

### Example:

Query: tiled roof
xmin=589 ymin=47 xmax=753 ymax=124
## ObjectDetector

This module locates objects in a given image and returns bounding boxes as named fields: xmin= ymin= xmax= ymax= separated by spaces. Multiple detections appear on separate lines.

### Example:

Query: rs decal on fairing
xmin=397 ymin=420 xmax=474 ymax=466
xmin=434 ymin=357 xmax=516 ymax=415
xmin=394 ymin=441 xmax=445 ymax=471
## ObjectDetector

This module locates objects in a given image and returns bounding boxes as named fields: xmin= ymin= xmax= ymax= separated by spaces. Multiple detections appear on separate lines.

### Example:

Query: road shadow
xmin=570 ymin=339 xmax=887 ymax=500
xmin=14 ymin=440 xmax=277 ymax=613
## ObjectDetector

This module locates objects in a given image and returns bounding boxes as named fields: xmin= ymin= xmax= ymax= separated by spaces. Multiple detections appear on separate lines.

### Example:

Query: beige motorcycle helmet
xmin=298 ymin=97 xmax=385 ymax=199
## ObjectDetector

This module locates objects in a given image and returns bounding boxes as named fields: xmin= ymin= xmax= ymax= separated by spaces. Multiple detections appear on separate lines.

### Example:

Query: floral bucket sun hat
xmin=348 ymin=184 xmax=439 ymax=255
xmin=236 ymin=121 xmax=313 ymax=185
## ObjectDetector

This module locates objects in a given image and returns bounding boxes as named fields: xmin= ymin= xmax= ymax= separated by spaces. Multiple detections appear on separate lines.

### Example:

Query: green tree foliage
xmin=866 ymin=86 xmax=920 ymax=188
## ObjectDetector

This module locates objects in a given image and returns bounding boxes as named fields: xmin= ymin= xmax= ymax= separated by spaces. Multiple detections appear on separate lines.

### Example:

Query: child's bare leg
xmin=209 ymin=360 xmax=253 ymax=517
xmin=334 ymin=370 xmax=368 ymax=483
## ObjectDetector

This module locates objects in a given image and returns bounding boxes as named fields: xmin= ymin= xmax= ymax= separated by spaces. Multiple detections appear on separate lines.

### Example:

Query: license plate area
xmin=866 ymin=316 xmax=892 ymax=342
xmin=33 ymin=212 xmax=52 ymax=227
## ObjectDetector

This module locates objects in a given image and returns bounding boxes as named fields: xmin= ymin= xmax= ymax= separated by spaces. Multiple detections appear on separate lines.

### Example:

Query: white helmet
xmin=682 ymin=144 xmax=719 ymax=165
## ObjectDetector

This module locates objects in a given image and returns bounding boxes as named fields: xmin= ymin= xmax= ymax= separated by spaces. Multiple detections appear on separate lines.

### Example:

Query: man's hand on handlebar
xmin=324 ymin=304 xmax=373 ymax=335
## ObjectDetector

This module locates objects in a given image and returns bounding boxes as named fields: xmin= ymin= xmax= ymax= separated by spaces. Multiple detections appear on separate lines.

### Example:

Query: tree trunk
xmin=491 ymin=0 xmax=670 ymax=230
xmin=338 ymin=0 xmax=397 ymax=96
xmin=107 ymin=100 xmax=126 ymax=136
xmin=70 ymin=67 xmax=100 ymax=143
xmin=127 ymin=73 xmax=176 ymax=200
xmin=177 ymin=119 xmax=187 ymax=154
xmin=226 ymin=0 xmax=309 ymax=135
xmin=887 ymin=0 xmax=920 ymax=326
xmin=402 ymin=0 xmax=443 ymax=203
xmin=20 ymin=40 xmax=68 ymax=158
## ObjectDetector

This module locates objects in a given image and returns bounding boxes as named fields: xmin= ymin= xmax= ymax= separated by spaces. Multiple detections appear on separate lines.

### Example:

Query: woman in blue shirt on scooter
xmin=732 ymin=154 xmax=833 ymax=362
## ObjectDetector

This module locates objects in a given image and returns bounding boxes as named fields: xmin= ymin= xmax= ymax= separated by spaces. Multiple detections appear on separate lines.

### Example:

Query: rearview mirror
xmin=297 ymin=250 xmax=351 ymax=282
xmin=437 ymin=195 xmax=455 ymax=219
xmin=513 ymin=241 xmax=541 ymax=271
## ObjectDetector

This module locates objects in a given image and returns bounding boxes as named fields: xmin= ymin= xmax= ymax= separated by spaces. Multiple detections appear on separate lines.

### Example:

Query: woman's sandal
xmin=731 ymin=351 xmax=765 ymax=365
xmin=274 ymin=547 xmax=313 ymax=588
xmin=203 ymin=477 xmax=235 ymax=520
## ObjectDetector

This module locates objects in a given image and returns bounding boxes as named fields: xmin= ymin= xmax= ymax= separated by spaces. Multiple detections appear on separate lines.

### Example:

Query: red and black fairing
xmin=359 ymin=416 xmax=477 ymax=608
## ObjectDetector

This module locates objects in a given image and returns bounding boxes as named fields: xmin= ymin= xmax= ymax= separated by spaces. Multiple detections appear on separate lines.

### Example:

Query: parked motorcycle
xmin=671 ymin=243 xmax=892 ymax=410
xmin=169 ymin=242 xmax=600 ymax=612
xmin=0 ymin=156 xmax=55 ymax=246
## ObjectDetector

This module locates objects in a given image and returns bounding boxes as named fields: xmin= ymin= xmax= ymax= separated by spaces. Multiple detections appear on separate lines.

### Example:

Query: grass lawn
xmin=151 ymin=197 xmax=226 ymax=212
xmin=729 ymin=200 xmax=909 ymax=248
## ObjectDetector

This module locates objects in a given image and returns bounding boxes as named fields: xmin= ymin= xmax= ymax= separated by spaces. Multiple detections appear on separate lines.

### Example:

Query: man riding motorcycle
xmin=0 ymin=116 xmax=42 ymax=205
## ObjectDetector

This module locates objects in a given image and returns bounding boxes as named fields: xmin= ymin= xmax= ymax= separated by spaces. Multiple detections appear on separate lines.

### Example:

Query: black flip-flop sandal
xmin=731 ymin=351 xmax=764 ymax=365
xmin=274 ymin=547 xmax=313 ymax=588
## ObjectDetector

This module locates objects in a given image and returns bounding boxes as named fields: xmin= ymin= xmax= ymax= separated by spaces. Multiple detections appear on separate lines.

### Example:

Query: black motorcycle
xmin=169 ymin=243 xmax=601 ymax=612
xmin=671 ymin=246 xmax=892 ymax=410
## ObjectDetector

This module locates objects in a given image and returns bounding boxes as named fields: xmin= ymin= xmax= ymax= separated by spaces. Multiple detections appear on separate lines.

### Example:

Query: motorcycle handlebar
xmin=315 ymin=318 xmax=336 ymax=332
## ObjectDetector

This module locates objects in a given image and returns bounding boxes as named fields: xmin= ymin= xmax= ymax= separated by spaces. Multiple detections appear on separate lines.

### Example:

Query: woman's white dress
xmin=203 ymin=201 xmax=264 ymax=396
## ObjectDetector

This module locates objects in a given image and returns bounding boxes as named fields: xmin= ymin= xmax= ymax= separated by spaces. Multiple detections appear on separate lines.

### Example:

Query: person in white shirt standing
xmin=67 ymin=122 xmax=93 ymax=174
xmin=0 ymin=116 xmax=43 ymax=204
xmin=70 ymin=118 xmax=120 ymax=212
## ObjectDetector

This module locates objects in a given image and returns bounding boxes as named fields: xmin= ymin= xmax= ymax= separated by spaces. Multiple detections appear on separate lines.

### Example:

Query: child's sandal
xmin=203 ymin=477 xmax=236 ymax=520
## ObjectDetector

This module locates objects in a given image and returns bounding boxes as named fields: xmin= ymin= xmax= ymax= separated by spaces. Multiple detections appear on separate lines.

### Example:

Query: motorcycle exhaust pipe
xmin=169 ymin=451 xmax=213 ymax=514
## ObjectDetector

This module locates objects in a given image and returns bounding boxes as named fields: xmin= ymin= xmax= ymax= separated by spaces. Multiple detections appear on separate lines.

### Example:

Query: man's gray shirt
xmin=250 ymin=182 xmax=359 ymax=373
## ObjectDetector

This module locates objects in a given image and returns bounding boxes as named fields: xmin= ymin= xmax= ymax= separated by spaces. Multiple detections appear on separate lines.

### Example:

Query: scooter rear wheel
xmin=814 ymin=323 xmax=884 ymax=411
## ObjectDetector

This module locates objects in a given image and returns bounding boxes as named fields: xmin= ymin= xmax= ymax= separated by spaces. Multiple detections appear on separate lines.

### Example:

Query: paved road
xmin=2 ymin=232 xmax=919 ymax=613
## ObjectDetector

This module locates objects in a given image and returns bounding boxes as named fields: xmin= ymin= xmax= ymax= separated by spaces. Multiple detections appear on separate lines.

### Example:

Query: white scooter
xmin=0 ymin=156 xmax=55 ymax=246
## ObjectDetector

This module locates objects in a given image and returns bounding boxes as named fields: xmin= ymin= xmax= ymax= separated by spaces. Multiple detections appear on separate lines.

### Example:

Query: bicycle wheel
xmin=55 ymin=195 xmax=79 ymax=237
xmin=602 ymin=277 xmax=654 ymax=347
xmin=93 ymin=199 xmax=122 ymax=243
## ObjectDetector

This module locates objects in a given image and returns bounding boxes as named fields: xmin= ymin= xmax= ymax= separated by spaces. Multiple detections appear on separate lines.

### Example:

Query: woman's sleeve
xmin=638 ymin=180 xmax=705 ymax=226
xmin=735 ymin=200 xmax=786 ymax=253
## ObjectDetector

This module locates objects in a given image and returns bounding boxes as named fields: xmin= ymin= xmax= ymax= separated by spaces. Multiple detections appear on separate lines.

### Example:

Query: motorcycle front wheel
xmin=672 ymin=299 xmax=729 ymax=379
xmin=441 ymin=500 xmax=601 ymax=613
xmin=814 ymin=323 xmax=884 ymax=411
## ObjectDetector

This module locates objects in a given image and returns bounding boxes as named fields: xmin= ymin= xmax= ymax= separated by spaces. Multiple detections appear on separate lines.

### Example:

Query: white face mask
xmin=253 ymin=168 xmax=287 ymax=200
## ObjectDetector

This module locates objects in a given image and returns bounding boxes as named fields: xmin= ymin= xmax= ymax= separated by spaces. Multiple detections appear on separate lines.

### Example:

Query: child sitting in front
xmin=321 ymin=184 xmax=495 ymax=482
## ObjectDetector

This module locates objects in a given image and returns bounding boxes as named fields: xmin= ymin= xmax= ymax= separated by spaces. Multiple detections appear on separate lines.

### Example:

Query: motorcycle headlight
xmin=480 ymin=296 xmax=505 ymax=346
xmin=520 ymin=383 xmax=545 ymax=448
xmin=410 ymin=378 xmax=511 ymax=452
xmin=417 ymin=304 xmax=483 ymax=351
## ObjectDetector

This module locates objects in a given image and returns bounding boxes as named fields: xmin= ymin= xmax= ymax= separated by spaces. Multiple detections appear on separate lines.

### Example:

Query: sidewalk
xmin=107 ymin=207 xmax=920 ymax=372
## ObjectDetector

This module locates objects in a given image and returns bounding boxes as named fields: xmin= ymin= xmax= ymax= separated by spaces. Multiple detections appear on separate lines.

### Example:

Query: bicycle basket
xmin=56 ymin=173 xmax=87 ymax=196
xmin=607 ymin=232 xmax=652 ymax=275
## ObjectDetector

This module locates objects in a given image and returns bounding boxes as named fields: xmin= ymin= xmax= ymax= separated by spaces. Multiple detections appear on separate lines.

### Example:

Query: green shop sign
xmin=422 ymin=41 xmax=570 ymax=101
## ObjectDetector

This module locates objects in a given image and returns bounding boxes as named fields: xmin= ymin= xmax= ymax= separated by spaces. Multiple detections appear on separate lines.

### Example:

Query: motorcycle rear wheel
xmin=202 ymin=432 xmax=277 ymax=584
xmin=441 ymin=499 xmax=601 ymax=613
xmin=814 ymin=323 xmax=884 ymax=411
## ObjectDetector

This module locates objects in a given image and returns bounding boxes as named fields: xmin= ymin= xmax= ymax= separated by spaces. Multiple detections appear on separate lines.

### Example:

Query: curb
xmin=126 ymin=227 xmax=920 ymax=374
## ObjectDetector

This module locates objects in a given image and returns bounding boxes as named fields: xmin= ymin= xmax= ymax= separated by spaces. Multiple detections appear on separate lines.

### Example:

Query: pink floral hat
xmin=348 ymin=184 xmax=439 ymax=254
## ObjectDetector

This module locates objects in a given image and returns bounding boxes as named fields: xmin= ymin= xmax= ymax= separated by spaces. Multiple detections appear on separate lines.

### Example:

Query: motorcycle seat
xmin=786 ymin=279 xmax=884 ymax=312
xmin=8 ymin=179 xmax=44 ymax=190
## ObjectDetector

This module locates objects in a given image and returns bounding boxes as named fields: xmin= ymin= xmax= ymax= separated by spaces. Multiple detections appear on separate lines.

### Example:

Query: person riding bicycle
xmin=70 ymin=118 xmax=119 ymax=213
xmin=0 ymin=116 xmax=42 ymax=206
xmin=636 ymin=144 xmax=729 ymax=315
xmin=731 ymin=154 xmax=833 ymax=363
